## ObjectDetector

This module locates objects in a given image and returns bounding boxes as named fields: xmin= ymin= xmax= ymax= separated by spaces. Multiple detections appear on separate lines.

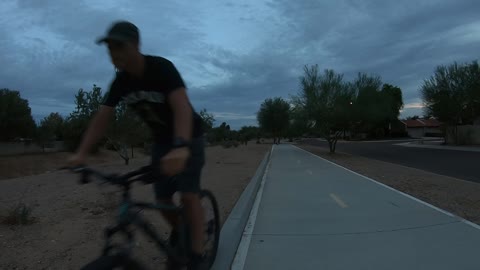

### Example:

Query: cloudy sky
xmin=1 ymin=0 xmax=479 ymax=129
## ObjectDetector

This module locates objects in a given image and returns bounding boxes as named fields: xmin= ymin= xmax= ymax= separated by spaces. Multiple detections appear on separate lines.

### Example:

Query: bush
xmin=222 ymin=141 xmax=233 ymax=148
xmin=1 ymin=203 xmax=36 ymax=225
xmin=372 ymin=128 xmax=385 ymax=139
xmin=63 ymin=117 xmax=102 ymax=153
xmin=105 ymin=140 xmax=117 ymax=151
xmin=222 ymin=140 xmax=240 ymax=148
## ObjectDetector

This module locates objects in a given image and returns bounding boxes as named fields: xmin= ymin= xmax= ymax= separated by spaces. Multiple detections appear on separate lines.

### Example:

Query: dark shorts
xmin=151 ymin=136 xmax=205 ymax=199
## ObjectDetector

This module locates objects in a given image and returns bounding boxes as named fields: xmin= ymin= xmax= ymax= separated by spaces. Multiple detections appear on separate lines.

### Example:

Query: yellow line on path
xmin=330 ymin=193 xmax=348 ymax=208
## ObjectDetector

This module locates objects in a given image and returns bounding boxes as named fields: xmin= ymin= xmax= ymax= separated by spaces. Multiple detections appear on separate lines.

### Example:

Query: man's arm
xmin=168 ymin=87 xmax=193 ymax=142
xmin=76 ymin=105 xmax=115 ymax=156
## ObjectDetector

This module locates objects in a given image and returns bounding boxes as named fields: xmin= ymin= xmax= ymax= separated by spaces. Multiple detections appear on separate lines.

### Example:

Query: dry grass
xmin=1 ymin=202 xmax=37 ymax=225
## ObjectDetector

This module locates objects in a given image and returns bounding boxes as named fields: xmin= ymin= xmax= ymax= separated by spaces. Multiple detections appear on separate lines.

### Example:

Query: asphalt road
xmin=302 ymin=138 xmax=480 ymax=184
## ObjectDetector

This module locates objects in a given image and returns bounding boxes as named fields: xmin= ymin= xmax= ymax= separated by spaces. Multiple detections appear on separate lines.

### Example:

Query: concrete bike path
xmin=231 ymin=144 xmax=480 ymax=270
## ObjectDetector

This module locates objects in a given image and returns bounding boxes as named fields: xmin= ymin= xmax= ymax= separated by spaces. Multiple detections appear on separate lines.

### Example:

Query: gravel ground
xmin=0 ymin=143 xmax=270 ymax=270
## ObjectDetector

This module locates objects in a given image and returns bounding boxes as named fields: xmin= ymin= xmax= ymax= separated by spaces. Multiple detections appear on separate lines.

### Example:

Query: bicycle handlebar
xmin=60 ymin=165 xmax=153 ymax=186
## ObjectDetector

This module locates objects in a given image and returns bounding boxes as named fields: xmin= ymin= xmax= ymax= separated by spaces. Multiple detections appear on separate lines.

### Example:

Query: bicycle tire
xmin=80 ymin=255 xmax=148 ymax=270
xmin=199 ymin=189 xmax=221 ymax=268
xmin=123 ymin=259 xmax=148 ymax=270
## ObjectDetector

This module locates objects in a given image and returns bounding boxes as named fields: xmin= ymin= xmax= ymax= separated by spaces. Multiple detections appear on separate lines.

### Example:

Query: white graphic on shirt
xmin=123 ymin=91 xmax=165 ymax=104
xmin=122 ymin=91 xmax=166 ymax=127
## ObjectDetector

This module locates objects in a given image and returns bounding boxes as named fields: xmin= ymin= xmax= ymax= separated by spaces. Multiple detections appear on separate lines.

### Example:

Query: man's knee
xmin=157 ymin=196 xmax=174 ymax=205
xmin=181 ymin=192 xmax=200 ymax=206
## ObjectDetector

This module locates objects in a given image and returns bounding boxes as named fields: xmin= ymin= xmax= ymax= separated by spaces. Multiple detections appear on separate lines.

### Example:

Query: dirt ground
xmin=0 ymin=142 xmax=270 ymax=270
xmin=4 ymin=140 xmax=478 ymax=269
xmin=297 ymin=143 xmax=480 ymax=226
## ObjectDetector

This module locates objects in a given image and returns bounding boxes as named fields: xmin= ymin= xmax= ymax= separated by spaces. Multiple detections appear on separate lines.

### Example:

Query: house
xmin=400 ymin=118 xmax=443 ymax=138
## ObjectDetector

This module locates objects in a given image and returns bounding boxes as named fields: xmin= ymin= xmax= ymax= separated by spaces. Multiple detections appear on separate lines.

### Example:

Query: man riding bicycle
xmin=68 ymin=20 xmax=207 ymax=270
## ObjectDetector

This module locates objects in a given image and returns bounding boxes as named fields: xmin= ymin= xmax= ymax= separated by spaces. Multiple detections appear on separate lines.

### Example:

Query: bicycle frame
xmin=63 ymin=165 xmax=199 ymax=266
xmin=95 ymin=175 xmax=192 ymax=264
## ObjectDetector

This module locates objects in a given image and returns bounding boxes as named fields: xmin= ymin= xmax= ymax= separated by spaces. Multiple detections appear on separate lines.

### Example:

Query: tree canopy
xmin=421 ymin=61 xmax=480 ymax=126
xmin=257 ymin=97 xmax=291 ymax=140
xmin=0 ymin=89 xmax=36 ymax=141
xmin=63 ymin=85 xmax=105 ymax=152
xmin=291 ymin=65 xmax=354 ymax=152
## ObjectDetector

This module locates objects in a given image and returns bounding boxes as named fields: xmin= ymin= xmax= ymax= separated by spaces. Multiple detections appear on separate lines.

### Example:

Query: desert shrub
xmin=1 ymin=203 xmax=36 ymax=225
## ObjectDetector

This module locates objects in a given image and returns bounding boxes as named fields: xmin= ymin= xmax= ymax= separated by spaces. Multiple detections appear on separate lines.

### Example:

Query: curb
xmin=394 ymin=142 xmax=480 ymax=152
xmin=211 ymin=147 xmax=272 ymax=270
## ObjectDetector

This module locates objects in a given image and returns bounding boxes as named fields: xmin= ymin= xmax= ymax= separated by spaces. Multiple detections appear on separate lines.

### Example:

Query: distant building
xmin=400 ymin=118 xmax=443 ymax=138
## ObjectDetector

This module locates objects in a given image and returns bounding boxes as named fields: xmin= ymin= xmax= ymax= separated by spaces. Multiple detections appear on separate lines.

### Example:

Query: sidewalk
xmin=231 ymin=144 xmax=480 ymax=270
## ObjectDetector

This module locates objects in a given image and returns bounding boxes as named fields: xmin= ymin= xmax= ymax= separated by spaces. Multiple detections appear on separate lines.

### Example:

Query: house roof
xmin=420 ymin=118 xmax=441 ymax=127
xmin=401 ymin=118 xmax=442 ymax=128
xmin=402 ymin=119 xmax=424 ymax=127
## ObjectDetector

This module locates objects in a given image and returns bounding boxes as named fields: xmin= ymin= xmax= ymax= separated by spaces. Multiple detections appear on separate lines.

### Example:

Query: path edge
xmin=211 ymin=146 xmax=272 ymax=270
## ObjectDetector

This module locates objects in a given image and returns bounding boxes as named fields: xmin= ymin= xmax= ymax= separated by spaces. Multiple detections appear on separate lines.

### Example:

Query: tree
xmin=40 ymin=112 xmax=64 ymax=140
xmin=347 ymin=74 xmax=404 ymax=138
xmin=35 ymin=125 xmax=52 ymax=152
xmin=63 ymin=85 xmax=105 ymax=152
xmin=257 ymin=97 xmax=291 ymax=144
xmin=421 ymin=60 xmax=480 ymax=144
xmin=206 ymin=121 xmax=235 ymax=144
xmin=69 ymin=84 xmax=104 ymax=119
xmin=106 ymin=102 xmax=148 ymax=164
xmin=0 ymin=89 xmax=36 ymax=141
xmin=35 ymin=113 xmax=65 ymax=152
xmin=381 ymin=84 xmax=404 ymax=120
xmin=379 ymin=84 xmax=404 ymax=136
xmin=199 ymin=108 xmax=215 ymax=132
xmin=292 ymin=65 xmax=354 ymax=153
xmin=407 ymin=115 xmax=421 ymax=120
xmin=349 ymin=73 xmax=384 ymax=137
xmin=238 ymin=126 xmax=260 ymax=145
xmin=286 ymin=104 xmax=313 ymax=140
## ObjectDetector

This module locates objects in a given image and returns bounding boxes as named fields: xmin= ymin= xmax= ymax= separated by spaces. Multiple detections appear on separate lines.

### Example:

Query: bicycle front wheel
xmin=80 ymin=255 xmax=147 ymax=270
xmin=200 ymin=189 xmax=220 ymax=268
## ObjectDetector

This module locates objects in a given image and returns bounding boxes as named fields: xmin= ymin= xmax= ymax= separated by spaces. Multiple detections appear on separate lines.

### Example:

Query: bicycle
xmin=61 ymin=165 xmax=220 ymax=270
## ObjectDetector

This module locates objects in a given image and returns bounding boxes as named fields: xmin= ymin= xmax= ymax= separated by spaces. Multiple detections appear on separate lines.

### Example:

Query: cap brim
xmin=95 ymin=35 xmax=130 ymax=45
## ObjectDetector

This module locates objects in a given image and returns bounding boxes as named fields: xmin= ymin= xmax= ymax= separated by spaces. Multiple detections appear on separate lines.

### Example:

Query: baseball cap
xmin=96 ymin=21 xmax=140 ymax=45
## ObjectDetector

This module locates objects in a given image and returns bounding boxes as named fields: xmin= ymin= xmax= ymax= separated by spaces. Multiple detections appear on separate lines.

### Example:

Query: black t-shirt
xmin=102 ymin=55 xmax=203 ymax=143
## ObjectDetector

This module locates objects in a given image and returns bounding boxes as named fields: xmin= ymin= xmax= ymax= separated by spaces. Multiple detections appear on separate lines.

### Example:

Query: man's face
xmin=106 ymin=40 xmax=138 ymax=70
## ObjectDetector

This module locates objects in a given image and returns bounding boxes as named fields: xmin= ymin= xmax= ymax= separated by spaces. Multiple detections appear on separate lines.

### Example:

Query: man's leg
xmin=152 ymin=143 xmax=179 ymax=229
xmin=172 ymin=136 xmax=206 ymax=268
xmin=182 ymin=192 xmax=205 ymax=255
xmin=158 ymin=197 xmax=179 ymax=229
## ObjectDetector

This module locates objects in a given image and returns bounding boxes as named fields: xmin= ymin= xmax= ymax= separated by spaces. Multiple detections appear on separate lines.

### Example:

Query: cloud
xmin=0 ymin=1 xmax=208 ymax=118
xmin=1 ymin=0 xmax=478 ymax=129
xmin=403 ymin=102 xmax=424 ymax=109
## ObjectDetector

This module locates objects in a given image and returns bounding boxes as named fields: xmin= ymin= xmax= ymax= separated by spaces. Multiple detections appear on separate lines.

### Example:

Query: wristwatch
xmin=172 ymin=137 xmax=191 ymax=148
